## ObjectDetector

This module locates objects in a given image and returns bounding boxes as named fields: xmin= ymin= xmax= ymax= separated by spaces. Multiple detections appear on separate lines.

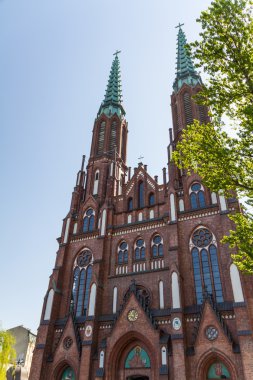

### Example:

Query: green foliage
xmin=173 ymin=0 xmax=253 ymax=273
xmin=0 ymin=330 xmax=16 ymax=380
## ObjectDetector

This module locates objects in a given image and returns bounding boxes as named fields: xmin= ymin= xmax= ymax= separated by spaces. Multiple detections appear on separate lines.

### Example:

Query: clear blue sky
xmin=0 ymin=0 xmax=212 ymax=334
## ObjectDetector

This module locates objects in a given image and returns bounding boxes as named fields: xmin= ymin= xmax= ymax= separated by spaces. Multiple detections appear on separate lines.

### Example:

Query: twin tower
xmin=29 ymin=26 xmax=253 ymax=380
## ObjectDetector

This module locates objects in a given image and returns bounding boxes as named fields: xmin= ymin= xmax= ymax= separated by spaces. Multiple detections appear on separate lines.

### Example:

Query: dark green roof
xmin=98 ymin=53 xmax=125 ymax=118
xmin=173 ymin=26 xmax=202 ymax=92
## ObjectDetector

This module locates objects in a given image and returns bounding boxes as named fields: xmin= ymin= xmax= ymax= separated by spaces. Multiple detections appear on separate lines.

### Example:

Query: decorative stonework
xmin=172 ymin=317 xmax=181 ymax=331
xmin=127 ymin=309 xmax=138 ymax=322
xmin=205 ymin=325 xmax=218 ymax=341
xmin=85 ymin=325 xmax=93 ymax=337
xmin=63 ymin=336 xmax=73 ymax=350
xmin=77 ymin=250 xmax=92 ymax=267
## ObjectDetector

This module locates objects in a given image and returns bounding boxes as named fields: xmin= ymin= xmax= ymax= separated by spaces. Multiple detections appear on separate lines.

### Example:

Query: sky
xmin=0 ymin=0 xmax=212 ymax=334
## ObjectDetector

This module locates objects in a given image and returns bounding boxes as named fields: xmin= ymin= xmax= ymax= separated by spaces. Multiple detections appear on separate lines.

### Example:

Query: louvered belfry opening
xmin=183 ymin=92 xmax=193 ymax=125
xmin=198 ymin=104 xmax=208 ymax=124
xmin=109 ymin=121 xmax=117 ymax=154
xmin=97 ymin=121 xmax=106 ymax=155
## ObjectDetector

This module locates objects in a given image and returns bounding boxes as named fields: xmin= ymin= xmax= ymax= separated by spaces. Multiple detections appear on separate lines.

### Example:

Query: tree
xmin=0 ymin=330 xmax=16 ymax=380
xmin=173 ymin=0 xmax=253 ymax=273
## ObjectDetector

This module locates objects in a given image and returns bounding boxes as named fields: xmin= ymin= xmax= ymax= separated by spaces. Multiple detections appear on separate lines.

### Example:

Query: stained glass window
xmin=128 ymin=198 xmax=133 ymax=211
xmin=190 ymin=183 xmax=206 ymax=209
xmin=152 ymin=235 xmax=163 ymax=257
xmin=118 ymin=241 xmax=128 ymax=264
xmin=83 ymin=209 xmax=95 ymax=233
xmin=149 ymin=193 xmax=155 ymax=206
xmin=71 ymin=252 xmax=93 ymax=317
xmin=138 ymin=182 xmax=144 ymax=209
xmin=135 ymin=238 xmax=145 ymax=260
xmin=191 ymin=229 xmax=223 ymax=304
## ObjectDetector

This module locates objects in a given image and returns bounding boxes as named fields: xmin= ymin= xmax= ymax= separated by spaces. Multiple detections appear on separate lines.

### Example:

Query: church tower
xmin=30 ymin=27 xmax=253 ymax=380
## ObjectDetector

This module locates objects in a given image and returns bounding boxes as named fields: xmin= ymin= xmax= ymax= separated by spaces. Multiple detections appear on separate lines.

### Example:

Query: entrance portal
xmin=127 ymin=377 xmax=149 ymax=380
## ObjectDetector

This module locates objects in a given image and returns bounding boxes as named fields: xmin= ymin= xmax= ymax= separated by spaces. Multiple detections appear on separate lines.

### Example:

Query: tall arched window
xmin=93 ymin=170 xmax=99 ymax=195
xmin=183 ymin=92 xmax=193 ymax=125
xmin=149 ymin=193 xmax=155 ymax=206
xmin=190 ymin=183 xmax=206 ymax=209
xmin=134 ymin=238 xmax=145 ymax=260
xmin=109 ymin=121 xmax=117 ymax=153
xmin=97 ymin=121 xmax=106 ymax=155
xmin=118 ymin=241 xmax=128 ymax=264
xmin=71 ymin=250 xmax=93 ymax=317
xmin=138 ymin=181 xmax=144 ymax=208
xmin=44 ymin=289 xmax=54 ymax=320
xmin=128 ymin=197 xmax=133 ymax=211
xmin=83 ymin=209 xmax=95 ymax=233
xmin=151 ymin=235 xmax=163 ymax=257
xmin=191 ymin=228 xmax=223 ymax=304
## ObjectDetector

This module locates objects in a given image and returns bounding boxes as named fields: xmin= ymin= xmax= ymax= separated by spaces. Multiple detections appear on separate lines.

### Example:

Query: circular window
xmin=205 ymin=326 xmax=219 ymax=341
xmin=192 ymin=228 xmax=213 ymax=247
xmin=63 ymin=337 xmax=73 ymax=350
xmin=191 ymin=183 xmax=201 ymax=192
xmin=77 ymin=250 xmax=92 ymax=267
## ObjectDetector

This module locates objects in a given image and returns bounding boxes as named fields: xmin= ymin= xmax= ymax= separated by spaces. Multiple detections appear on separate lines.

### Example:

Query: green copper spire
xmin=98 ymin=51 xmax=125 ymax=118
xmin=173 ymin=24 xmax=202 ymax=92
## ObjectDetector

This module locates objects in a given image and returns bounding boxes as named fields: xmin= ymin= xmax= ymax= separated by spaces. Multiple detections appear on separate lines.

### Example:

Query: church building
xmin=29 ymin=26 xmax=253 ymax=380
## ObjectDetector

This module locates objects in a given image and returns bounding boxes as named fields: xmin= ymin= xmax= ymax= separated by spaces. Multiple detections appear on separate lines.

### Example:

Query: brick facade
xmin=29 ymin=47 xmax=253 ymax=380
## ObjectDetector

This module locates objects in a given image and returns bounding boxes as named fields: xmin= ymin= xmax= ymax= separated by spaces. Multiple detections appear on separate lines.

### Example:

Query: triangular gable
xmin=125 ymin=166 xmax=158 ymax=196
xmin=81 ymin=195 xmax=98 ymax=214
xmin=52 ymin=314 xmax=81 ymax=365
xmin=193 ymin=299 xmax=237 ymax=354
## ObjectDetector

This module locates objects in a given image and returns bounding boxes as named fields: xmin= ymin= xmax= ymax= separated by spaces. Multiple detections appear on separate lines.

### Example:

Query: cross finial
xmin=138 ymin=155 xmax=144 ymax=162
xmin=175 ymin=22 xmax=184 ymax=29
xmin=113 ymin=50 xmax=121 ymax=56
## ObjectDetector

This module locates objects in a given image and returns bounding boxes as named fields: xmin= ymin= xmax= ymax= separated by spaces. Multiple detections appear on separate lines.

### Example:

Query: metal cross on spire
xmin=138 ymin=155 xmax=144 ymax=162
xmin=175 ymin=22 xmax=184 ymax=29
xmin=113 ymin=50 xmax=121 ymax=56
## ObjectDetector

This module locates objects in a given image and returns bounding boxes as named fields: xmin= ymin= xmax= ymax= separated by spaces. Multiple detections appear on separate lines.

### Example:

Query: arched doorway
xmin=107 ymin=332 xmax=157 ymax=380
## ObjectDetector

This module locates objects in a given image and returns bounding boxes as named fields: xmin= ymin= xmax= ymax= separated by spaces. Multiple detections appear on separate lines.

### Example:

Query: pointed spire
xmin=173 ymin=24 xmax=202 ymax=92
xmin=98 ymin=51 xmax=125 ymax=118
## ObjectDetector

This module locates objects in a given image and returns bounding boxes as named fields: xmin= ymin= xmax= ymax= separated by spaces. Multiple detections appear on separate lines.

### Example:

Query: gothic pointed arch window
xmin=128 ymin=197 xmax=133 ymax=211
xmin=191 ymin=228 xmax=223 ymax=304
xmin=109 ymin=121 xmax=117 ymax=153
xmin=97 ymin=121 xmax=106 ymax=155
xmin=134 ymin=238 xmax=146 ymax=261
xmin=71 ymin=249 xmax=93 ymax=317
xmin=151 ymin=235 xmax=163 ymax=257
xmin=118 ymin=241 xmax=128 ymax=264
xmin=83 ymin=208 xmax=95 ymax=233
xmin=138 ymin=181 xmax=144 ymax=209
xmin=190 ymin=183 xmax=206 ymax=209
xmin=183 ymin=92 xmax=193 ymax=125
xmin=149 ymin=192 xmax=155 ymax=206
